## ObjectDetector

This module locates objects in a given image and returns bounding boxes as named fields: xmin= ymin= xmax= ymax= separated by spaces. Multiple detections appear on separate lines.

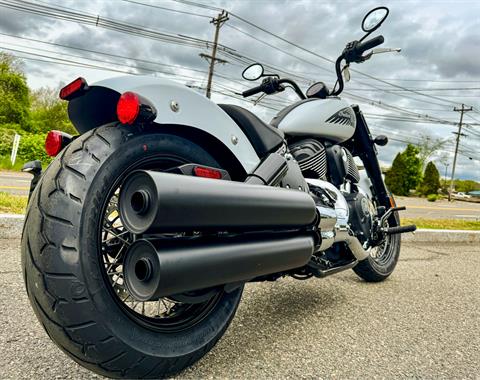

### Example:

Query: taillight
xmin=116 ymin=91 xmax=157 ymax=125
xmin=117 ymin=92 xmax=140 ymax=125
xmin=45 ymin=131 xmax=73 ymax=157
xmin=59 ymin=77 xmax=88 ymax=100
xmin=193 ymin=166 xmax=223 ymax=179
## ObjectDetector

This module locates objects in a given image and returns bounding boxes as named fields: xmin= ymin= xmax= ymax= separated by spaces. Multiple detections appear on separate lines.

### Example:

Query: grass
xmin=402 ymin=218 xmax=480 ymax=231
xmin=0 ymin=192 xmax=28 ymax=214
xmin=0 ymin=155 xmax=24 ymax=171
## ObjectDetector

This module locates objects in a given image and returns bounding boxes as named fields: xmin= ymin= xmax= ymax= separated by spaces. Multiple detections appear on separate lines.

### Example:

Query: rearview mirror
xmin=362 ymin=7 xmax=389 ymax=33
xmin=242 ymin=63 xmax=264 ymax=81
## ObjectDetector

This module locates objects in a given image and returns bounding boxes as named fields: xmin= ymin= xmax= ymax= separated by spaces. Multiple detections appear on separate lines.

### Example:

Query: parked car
xmin=452 ymin=192 xmax=472 ymax=200
xmin=467 ymin=190 xmax=480 ymax=198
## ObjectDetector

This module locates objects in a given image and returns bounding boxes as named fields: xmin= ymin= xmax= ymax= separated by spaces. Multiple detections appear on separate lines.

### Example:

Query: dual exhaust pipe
xmin=118 ymin=170 xmax=366 ymax=301
xmin=119 ymin=170 xmax=317 ymax=300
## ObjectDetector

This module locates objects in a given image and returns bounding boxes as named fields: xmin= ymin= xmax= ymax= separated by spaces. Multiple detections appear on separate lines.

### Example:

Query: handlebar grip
xmin=357 ymin=35 xmax=384 ymax=53
xmin=242 ymin=85 xmax=264 ymax=98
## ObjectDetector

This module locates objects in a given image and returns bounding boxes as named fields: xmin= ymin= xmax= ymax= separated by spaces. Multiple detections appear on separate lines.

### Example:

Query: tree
xmin=0 ymin=52 xmax=30 ymax=128
xmin=385 ymin=152 xmax=408 ymax=195
xmin=419 ymin=161 xmax=440 ymax=195
xmin=29 ymin=87 xmax=76 ymax=134
xmin=413 ymin=134 xmax=447 ymax=170
xmin=385 ymin=144 xmax=422 ymax=196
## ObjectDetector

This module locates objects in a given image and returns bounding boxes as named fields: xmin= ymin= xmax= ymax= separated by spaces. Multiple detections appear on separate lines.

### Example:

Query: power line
xmin=0 ymin=0 xmax=224 ymax=50
xmin=120 ymin=0 xmax=212 ymax=18
xmin=173 ymin=0 xmax=478 ymax=110
xmin=345 ymin=87 xmax=480 ymax=92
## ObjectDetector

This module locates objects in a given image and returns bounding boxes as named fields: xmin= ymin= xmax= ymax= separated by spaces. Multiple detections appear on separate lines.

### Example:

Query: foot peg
xmin=383 ymin=225 xmax=417 ymax=235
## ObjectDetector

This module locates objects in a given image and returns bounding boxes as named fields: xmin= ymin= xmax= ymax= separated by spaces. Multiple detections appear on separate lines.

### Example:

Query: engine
xmin=345 ymin=190 xmax=376 ymax=244
xmin=325 ymin=145 xmax=360 ymax=186
xmin=289 ymin=139 xmax=359 ymax=187
xmin=289 ymin=139 xmax=327 ymax=179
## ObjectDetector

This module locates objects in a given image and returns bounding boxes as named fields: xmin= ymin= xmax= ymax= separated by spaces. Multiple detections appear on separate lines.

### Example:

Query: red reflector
xmin=59 ymin=77 xmax=87 ymax=100
xmin=117 ymin=92 xmax=140 ymax=125
xmin=193 ymin=166 xmax=222 ymax=179
xmin=45 ymin=131 xmax=64 ymax=157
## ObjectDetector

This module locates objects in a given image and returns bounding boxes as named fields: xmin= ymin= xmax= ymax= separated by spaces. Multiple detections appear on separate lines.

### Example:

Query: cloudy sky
xmin=1 ymin=0 xmax=479 ymax=179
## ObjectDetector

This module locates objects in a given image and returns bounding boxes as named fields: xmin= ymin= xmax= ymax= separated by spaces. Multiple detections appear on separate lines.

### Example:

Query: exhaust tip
xmin=130 ymin=190 xmax=150 ymax=215
xmin=134 ymin=257 xmax=153 ymax=282
xmin=119 ymin=171 xmax=158 ymax=234
xmin=123 ymin=240 xmax=161 ymax=301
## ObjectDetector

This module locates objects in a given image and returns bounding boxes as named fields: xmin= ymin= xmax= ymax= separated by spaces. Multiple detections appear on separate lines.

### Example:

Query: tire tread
xmin=22 ymin=125 xmax=240 ymax=378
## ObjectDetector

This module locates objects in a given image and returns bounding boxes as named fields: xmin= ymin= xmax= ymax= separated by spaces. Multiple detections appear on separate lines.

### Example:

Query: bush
xmin=427 ymin=194 xmax=438 ymax=202
xmin=0 ymin=125 xmax=19 ymax=156
xmin=17 ymin=133 xmax=52 ymax=164
xmin=0 ymin=126 xmax=54 ymax=169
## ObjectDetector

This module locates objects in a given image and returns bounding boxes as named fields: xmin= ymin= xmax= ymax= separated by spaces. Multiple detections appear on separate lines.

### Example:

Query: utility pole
xmin=448 ymin=104 xmax=472 ymax=201
xmin=201 ymin=10 xmax=229 ymax=99
xmin=443 ymin=162 xmax=449 ymax=188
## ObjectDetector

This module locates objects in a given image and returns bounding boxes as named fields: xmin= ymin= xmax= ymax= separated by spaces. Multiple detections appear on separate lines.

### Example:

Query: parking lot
xmin=1 ymin=237 xmax=479 ymax=379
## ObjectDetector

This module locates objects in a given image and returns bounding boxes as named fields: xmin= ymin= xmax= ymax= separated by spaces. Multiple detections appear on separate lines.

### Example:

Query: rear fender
xmin=67 ymin=75 xmax=260 ymax=173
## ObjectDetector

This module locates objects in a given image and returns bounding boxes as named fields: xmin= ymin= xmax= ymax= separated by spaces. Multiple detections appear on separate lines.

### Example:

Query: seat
xmin=218 ymin=104 xmax=284 ymax=157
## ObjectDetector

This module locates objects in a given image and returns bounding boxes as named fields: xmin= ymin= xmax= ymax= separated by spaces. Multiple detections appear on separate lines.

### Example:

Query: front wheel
xmin=21 ymin=124 xmax=243 ymax=378
xmin=353 ymin=199 xmax=401 ymax=282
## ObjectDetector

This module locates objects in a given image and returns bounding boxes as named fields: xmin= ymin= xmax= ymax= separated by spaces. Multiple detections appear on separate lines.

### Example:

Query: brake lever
xmin=363 ymin=47 xmax=402 ymax=61
xmin=371 ymin=47 xmax=402 ymax=55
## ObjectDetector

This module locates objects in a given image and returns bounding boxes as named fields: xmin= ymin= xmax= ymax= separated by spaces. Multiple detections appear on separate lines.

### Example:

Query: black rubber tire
xmin=21 ymin=124 xmax=243 ymax=379
xmin=352 ymin=211 xmax=401 ymax=283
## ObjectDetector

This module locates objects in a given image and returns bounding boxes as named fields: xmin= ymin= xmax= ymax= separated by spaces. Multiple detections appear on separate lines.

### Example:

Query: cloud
xmin=0 ymin=0 xmax=478 ymax=179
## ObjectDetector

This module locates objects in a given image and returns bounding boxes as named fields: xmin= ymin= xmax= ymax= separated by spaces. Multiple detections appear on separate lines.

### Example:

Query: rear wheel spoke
xmin=99 ymin=156 xmax=222 ymax=331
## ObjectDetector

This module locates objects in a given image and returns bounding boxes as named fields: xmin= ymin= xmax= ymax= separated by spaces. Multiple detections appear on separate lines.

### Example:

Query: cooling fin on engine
xmin=289 ymin=139 xmax=327 ymax=179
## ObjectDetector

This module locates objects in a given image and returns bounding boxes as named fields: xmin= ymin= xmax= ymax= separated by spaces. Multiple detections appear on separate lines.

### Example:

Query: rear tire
xmin=21 ymin=124 xmax=243 ymax=378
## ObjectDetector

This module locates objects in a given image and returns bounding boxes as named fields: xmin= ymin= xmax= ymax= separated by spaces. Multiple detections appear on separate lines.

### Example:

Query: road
xmin=1 ymin=238 xmax=478 ymax=379
xmin=396 ymin=195 xmax=480 ymax=221
xmin=0 ymin=171 xmax=30 ymax=196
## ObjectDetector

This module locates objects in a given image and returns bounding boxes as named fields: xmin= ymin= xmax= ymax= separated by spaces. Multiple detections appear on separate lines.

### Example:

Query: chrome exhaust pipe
xmin=123 ymin=235 xmax=315 ymax=301
xmin=307 ymin=179 xmax=370 ymax=261
xmin=119 ymin=170 xmax=317 ymax=234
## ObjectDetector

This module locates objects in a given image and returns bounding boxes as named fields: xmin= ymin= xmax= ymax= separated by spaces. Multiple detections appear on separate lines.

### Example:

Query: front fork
xmin=349 ymin=106 xmax=416 ymax=237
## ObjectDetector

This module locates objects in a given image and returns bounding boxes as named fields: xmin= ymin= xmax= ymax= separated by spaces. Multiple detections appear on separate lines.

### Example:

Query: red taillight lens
xmin=117 ymin=92 xmax=140 ymax=125
xmin=59 ymin=77 xmax=87 ymax=100
xmin=45 ymin=130 xmax=73 ymax=157
xmin=45 ymin=131 xmax=63 ymax=157
xmin=193 ymin=166 xmax=223 ymax=179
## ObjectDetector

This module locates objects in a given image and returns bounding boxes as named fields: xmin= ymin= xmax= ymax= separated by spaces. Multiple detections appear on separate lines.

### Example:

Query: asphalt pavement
xmin=0 ymin=171 xmax=31 ymax=196
xmin=1 ymin=237 xmax=479 ymax=379
xmin=396 ymin=195 xmax=480 ymax=221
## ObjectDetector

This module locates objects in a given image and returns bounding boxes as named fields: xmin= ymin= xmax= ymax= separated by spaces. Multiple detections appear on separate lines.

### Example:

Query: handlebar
xmin=242 ymin=85 xmax=264 ymax=98
xmin=356 ymin=35 xmax=384 ymax=54
xmin=242 ymin=78 xmax=306 ymax=99
xmin=242 ymin=34 xmax=386 ymax=100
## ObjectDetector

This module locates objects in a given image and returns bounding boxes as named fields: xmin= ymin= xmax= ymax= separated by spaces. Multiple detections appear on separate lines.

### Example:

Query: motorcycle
xmin=21 ymin=6 xmax=415 ymax=378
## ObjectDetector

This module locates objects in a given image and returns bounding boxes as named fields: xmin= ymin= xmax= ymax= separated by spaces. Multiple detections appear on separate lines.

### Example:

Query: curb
xmin=0 ymin=215 xmax=479 ymax=242
xmin=402 ymin=229 xmax=480 ymax=243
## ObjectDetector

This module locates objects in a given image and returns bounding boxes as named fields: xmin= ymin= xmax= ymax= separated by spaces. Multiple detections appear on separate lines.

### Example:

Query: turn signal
xmin=45 ymin=131 xmax=73 ymax=157
xmin=59 ymin=77 xmax=88 ymax=100
xmin=116 ymin=92 xmax=157 ymax=125
xmin=193 ymin=166 xmax=223 ymax=179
